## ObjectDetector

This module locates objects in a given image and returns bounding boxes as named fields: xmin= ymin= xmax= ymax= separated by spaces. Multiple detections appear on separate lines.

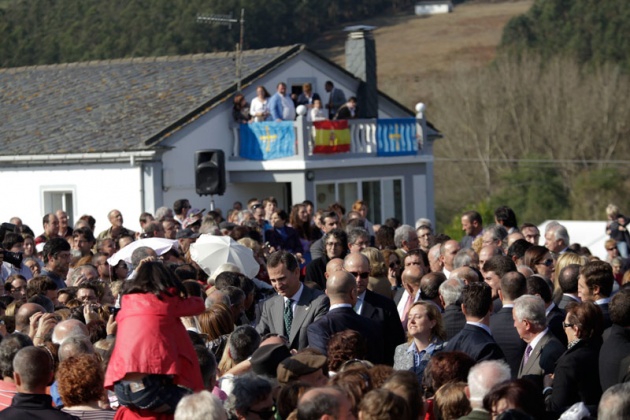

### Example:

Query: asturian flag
xmin=376 ymin=118 xmax=417 ymax=156
xmin=239 ymin=122 xmax=295 ymax=160
xmin=313 ymin=120 xmax=351 ymax=154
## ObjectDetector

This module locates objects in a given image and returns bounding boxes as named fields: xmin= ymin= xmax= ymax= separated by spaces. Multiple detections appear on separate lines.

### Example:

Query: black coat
xmin=305 ymin=256 xmax=328 ymax=290
xmin=444 ymin=323 xmax=505 ymax=363
xmin=547 ymin=304 xmax=568 ymax=347
xmin=307 ymin=306 xmax=384 ymax=364
xmin=0 ymin=393 xmax=79 ymax=419
xmin=266 ymin=226 xmax=303 ymax=255
xmin=442 ymin=304 xmax=466 ymax=340
xmin=599 ymin=324 xmax=630 ymax=391
xmin=490 ymin=307 xmax=527 ymax=378
xmin=360 ymin=290 xmax=406 ymax=365
xmin=549 ymin=338 xmax=603 ymax=415
xmin=597 ymin=302 xmax=612 ymax=330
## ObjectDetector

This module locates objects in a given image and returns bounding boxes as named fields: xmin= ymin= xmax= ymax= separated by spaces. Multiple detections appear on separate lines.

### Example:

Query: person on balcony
xmin=309 ymin=99 xmax=327 ymax=122
xmin=297 ymin=82 xmax=321 ymax=109
xmin=334 ymin=97 xmax=357 ymax=120
xmin=232 ymin=93 xmax=251 ymax=124
xmin=249 ymin=86 xmax=271 ymax=122
xmin=325 ymin=80 xmax=346 ymax=119
xmin=268 ymin=82 xmax=296 ymax=122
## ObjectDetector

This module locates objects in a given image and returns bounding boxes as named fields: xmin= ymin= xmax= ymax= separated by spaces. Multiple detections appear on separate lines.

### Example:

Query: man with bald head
xmin=440 ymin=240 xmax=461 ymax=278
xmin=97 ymin=209 xmax=136 ymax=242
xmin=344 ymin=253 xmax=404 ymax=365
xmin=479 ymin=245 xmax=502 ymax=271
xmin=325 ymin=258 xmax=344 ymax=279
xmin=395 ymin=265 xmax=423 ymax=325
xmin=34 ymin=213 xmax=60 ymax=245
xmin=51 ymin=319 xmax=89 ymax=345
xmin=307 ymin=271 xmax=383 ymax=363
xmin=14 ymin=303 xmax=46 ymax=335
xmin=297 ymin=387 xmax=355 ymax=420
xmin=450 ymin=266 xmax=480 ymax=285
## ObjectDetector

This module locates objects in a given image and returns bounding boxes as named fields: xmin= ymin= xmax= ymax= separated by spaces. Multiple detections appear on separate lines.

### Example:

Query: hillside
xmin=310 ymin=1 xmax=533 ymax=109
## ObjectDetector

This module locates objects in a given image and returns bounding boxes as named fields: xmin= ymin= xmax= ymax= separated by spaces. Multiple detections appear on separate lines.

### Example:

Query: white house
xmin=415 ymin=1 xmax=453 ymax=16
xmin=0 ymin=27 xmax=440 ymax=233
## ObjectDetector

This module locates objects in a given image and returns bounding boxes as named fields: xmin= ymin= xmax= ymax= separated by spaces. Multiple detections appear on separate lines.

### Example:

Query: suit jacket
xmin=305 ymin=256 xmax=328 ymax=290
xmin=599 ymin=324 xmax=630 ymax=391
xmin=443 ymin=304 xmax=466 ymax=340
xmin=265 ymin=226 xmax=303 ymax=254
xmin=307 ymin=306 xmax=383 ymax=364
xmin=490 ymin=307 xmax=527 ymax=378
xmin=296 ymin=92 xmax=320 ymax=107
xmin=597 ymin=302 xmax=612 ymax=330
xmin=558 ymin=294 xmax=580 ymax=311
xmin=518 ymin=331 xmax=565 ymax=390
xmin=546 ymin=304 xmax=568 ymax=347
xmin=327 ymin=87 xmax=346 ymax=118
xmin=549 ymin=338 xmax=603 ymax=415
xmin=444 ymin=323 xmax=505 ymax=363
xmin=256 ymin=285 xmax=330 ymax=350
xmin=309 ymin=237 xmax=325 ymax=261
xmin=393 ymin=339 xmax=445 ymax=384
xmin=393 ymin=288 xmax=404 ymax=306
xmin=360 ymin=290 xmax=406 ymax=365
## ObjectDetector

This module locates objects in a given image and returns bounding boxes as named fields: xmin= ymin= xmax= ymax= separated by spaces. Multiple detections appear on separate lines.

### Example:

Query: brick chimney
xmin=344 ymin=25 xmax=378 ymax=118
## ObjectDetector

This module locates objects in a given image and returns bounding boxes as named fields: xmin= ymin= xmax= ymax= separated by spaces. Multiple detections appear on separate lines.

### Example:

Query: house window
xmin=42 ymin=189 xmax=75 ymax=225
xmin=315 ymin=178 xmax=403 ymax=224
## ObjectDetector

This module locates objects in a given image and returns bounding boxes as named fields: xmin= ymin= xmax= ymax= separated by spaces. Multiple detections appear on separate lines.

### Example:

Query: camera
xmin=0 ymin=222 xmax=24 ymax=267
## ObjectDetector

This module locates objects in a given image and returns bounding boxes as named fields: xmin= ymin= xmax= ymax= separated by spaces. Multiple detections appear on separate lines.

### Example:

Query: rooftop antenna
xmin=197 ymin=8 xmax=245 ymax=90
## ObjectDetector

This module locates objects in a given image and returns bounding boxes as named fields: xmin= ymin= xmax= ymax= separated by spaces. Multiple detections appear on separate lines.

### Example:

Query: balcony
xmin=230 ymin=103 xmax=433 ymax=161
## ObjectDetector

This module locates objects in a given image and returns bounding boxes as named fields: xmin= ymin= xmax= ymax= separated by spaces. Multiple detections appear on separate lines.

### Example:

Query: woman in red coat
xmin=105 ymin=260 xmax=205 ymax=418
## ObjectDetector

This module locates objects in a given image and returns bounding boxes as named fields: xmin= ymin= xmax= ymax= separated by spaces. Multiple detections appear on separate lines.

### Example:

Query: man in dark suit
xmin=344 ymin=253 xmax=405 ymax=365
xmin=526 ymin=275 xmax=568 ymax=346
xmin=490 ymin=272 xmax=528 ymax=377
xmin=439 ymin=278 xmax=466 ymax=340
xmin=324 ymin=80 xmax=346 ymax=119
xmin=599 ymin=288 xmax=630 ymax=391
xmin=307 ymin=271 xmax=383 ymax=364
xmin=514 ymin=294 xmax=565 ymax=390
xmin=256 ymin=251 xmax=329 ymax=350
xmin=309 ymin=211 xmax=339 ymax=261
xmin=482 ymin=255 xmax=516 ymax=315
xmin=444 ymin=282 xmax=505 ymax=362
xmin=558 ymin=264 xmax=581 ymax=310
xmin=578 ymin=260 xmax=614 ymax=329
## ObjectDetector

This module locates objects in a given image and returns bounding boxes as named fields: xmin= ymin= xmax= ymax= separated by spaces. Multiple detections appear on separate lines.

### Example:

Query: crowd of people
xmin=0 ymin=199 xmax=628 ymax=420
xmin=232 ymin=80 xmax=357 ymax=124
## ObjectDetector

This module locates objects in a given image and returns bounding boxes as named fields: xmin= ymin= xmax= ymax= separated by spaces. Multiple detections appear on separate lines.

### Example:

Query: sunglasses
xmin=348 ymin=271 xmax=369 ymax=279
xmin=537 ymin=259 xmax=553 ymax=267
xmin=249 ymin=406 xmax=276 ymax=420
xmin=389 ymin=261 xmax=400 ymax=269
xmin=562 ymin=322 xmax=574 ymax=329
xmin=251 ymin=204 xmax=262 ymax=210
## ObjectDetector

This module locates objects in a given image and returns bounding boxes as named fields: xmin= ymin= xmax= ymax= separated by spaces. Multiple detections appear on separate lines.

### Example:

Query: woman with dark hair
xmin=111 ymin=260 xmax=129 ymax=281
xmin=232 ymin=93 xmax=251 ymax=124
xmin=523 ymin=245 xmax=555 ymax=281
xmin=327 ymin=330 xmax=368 ymax=374
xmin=381 ymin=249 xmax=402 ymax=290
xmin=289 ymin=204 xmax=320 ymax=264
xmin=59 ymin=354 xmax=115 ymax=419
xmin=104 ymin=261 xmax=205 ymax=417
xmin=545 ymin=301 xmax=604 ymax=415
xmin=393 ymin=301 xmax=446 ymax=384
xmin=483 ymin=379 xmax=544 ymax=420
xmin=266 ymin=210 xmax=303 ymax=255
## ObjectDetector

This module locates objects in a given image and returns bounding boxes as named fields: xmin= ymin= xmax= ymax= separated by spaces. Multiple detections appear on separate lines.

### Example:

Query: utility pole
xmin=197 ymin=8 xmax=245 ymax=90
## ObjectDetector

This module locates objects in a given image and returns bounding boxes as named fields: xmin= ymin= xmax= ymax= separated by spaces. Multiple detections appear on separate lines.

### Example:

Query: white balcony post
xmin=295 ymin=105 xmax=308 ymax=158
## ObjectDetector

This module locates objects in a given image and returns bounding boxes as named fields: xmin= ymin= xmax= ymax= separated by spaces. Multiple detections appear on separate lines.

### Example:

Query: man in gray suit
xmin=514 ymin=294 xmax=565 ymax=389
xmin=256 ymin=251 xmax=329 ymax=350
xmin=324 ymin=80 xmax=346 ymax=120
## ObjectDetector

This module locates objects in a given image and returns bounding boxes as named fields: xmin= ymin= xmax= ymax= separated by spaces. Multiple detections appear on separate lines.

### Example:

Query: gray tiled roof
xmin=0 ymin=45 xmax=301 ymax=156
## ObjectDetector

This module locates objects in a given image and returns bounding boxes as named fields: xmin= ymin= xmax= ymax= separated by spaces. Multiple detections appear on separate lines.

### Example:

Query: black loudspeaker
xmin=195 ymin=150 xmax=226 ymax=196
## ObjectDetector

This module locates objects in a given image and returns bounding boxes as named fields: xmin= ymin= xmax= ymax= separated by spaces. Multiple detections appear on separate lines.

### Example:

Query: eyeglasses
xmin=537 ymin=259 xmax=553 ymax=267
xmin=562 ymin=322 xmax=574 ymax=328
xmin=251 ymin=204 xmax=262 ymax=210
xmin=248 ymin=406 xmax=276 ymax=420
xmin=606 ymin=247 xmax=617 ymax=251
xmin=348 ymin=271 xmax=369 ymax=279
xmin=326 ymin=242 xmax=342 ymax=247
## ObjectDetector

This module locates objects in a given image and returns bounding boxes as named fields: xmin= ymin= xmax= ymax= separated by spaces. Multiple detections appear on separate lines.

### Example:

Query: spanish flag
xmin=313 ymin=120 xmax=351 ymax=154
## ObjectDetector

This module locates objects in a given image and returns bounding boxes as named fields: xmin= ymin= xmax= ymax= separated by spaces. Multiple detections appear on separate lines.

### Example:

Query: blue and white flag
xmin=376 ymin=118 xmax=417 ymax=156
xmin=240 ymin=122 xmax=295 ymax=160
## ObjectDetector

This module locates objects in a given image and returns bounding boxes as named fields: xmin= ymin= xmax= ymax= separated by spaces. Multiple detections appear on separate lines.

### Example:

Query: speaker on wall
xmin=195 ymin=150 xmax=226 ymax=196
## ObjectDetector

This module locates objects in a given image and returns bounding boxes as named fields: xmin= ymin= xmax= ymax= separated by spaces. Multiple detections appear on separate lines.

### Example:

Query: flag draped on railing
xmin=239 ymin=122 xmax=295 ymax=160
xmin=312 ymin=120 xmax=351 ymax=154
xmin=376 ymin=118 xmax=417 ymax=156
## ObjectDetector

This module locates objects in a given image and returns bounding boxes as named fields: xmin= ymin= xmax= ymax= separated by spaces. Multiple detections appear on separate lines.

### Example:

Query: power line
xmin=434 ymin=157 xmax=630 ymax=165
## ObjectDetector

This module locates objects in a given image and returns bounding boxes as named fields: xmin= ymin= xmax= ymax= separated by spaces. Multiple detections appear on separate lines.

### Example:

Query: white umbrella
xmin=107 ymin=238 xmax=179 ymax=266
xmin=190 ymin=234 xmax=259 ymax=279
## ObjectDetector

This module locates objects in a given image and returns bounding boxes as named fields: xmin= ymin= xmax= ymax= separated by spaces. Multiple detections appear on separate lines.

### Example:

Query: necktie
xmin=401 ymin=293 xmax=415 ymax=330
xmin=523 ymin=344 xmax=533 ymax=367
xmin=284 ymin=299 xmax=293 ymax=337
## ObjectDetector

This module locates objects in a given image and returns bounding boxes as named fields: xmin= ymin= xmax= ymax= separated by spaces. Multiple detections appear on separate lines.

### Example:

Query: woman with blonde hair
xmin=552 ymin=252 xmax=587 ymax=305
xmin=361 ymin=247 xmax=392 ymax=298
xmin=393 ymin=301 xmax=446 ymax=384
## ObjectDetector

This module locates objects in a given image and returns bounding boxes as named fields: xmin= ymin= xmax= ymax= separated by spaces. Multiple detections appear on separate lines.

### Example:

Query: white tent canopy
xmin=538 ymin=220 xmax=607 ymax=261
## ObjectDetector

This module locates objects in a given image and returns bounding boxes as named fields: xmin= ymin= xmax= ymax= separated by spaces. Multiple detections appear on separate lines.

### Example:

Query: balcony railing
xmin=231 ymin=106 xmax=431 ymax=160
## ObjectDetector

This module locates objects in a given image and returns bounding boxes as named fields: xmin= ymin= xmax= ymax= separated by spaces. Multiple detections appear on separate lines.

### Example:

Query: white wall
xmin=0 ymin=164 xmax=143 ymax=233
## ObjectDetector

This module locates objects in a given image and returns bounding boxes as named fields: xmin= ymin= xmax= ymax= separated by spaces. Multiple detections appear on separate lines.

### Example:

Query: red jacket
xmin=105 ymin=292 xmax=205 ymax=392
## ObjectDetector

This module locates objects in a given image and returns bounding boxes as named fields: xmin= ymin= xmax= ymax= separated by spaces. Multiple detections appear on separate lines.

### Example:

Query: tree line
xmin=0 ymin=0 xmax=414 ymax=68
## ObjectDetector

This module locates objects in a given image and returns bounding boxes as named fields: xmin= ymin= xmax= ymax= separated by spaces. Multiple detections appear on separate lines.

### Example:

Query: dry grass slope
xmin=310 ymin=0 xmax=533 ymax=109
